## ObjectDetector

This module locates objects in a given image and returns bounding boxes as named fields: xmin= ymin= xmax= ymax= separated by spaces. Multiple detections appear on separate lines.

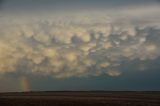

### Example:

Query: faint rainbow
xmin=20 ymin=76 xmax=30 ymax=92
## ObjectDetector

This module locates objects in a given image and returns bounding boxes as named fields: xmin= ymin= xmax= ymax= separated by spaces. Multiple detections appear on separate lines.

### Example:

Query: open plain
xmin=0 ymin=91 xmax=160 ymax=106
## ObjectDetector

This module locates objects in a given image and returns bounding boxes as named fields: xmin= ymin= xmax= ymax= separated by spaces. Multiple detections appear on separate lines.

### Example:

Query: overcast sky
xmin=0 ymin=0 xmax=160 ymax=92
xmin=0 ymin=0 xmax=159 ymax=13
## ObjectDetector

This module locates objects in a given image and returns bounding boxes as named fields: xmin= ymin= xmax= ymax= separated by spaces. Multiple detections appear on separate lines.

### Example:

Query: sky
xmin=0 ymin=0 xmax=160 ymax=92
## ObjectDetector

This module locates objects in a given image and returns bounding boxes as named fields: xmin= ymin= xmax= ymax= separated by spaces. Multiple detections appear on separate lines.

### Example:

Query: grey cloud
xmin=1 ymin=0 xmax=159 ymax=16
xmin=0 ymin=0 xmax=4 ymax=9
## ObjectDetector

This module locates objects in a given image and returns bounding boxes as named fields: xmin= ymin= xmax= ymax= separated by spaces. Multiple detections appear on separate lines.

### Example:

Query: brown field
xmin=0 ymin=91 xmax=160 ymax=106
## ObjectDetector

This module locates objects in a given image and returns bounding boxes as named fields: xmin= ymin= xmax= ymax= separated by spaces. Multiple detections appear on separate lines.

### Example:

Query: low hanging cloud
xmin=0 ymin=6 xmax=160 ymax=79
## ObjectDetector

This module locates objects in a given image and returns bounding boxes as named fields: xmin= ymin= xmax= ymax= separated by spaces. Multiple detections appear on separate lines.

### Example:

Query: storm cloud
xmin=0 ymin=5 xmax=160 ymax=79
xmin=0 ymin=0 xmax=160 ymax=92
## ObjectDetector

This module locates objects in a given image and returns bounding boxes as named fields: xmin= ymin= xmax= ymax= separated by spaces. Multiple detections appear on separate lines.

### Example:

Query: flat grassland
xmin=0 ymin=91 xmax=160 ymax=106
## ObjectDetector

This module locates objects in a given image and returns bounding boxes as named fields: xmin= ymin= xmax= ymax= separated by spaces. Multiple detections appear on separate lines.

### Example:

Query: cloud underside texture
xmin=0 ymin=7 xmax=160 ymax=78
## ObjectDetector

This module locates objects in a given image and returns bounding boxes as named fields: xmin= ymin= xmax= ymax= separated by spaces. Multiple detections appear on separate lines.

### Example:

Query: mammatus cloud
xmin=0 ymin=8 xmax=160 ymax=79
